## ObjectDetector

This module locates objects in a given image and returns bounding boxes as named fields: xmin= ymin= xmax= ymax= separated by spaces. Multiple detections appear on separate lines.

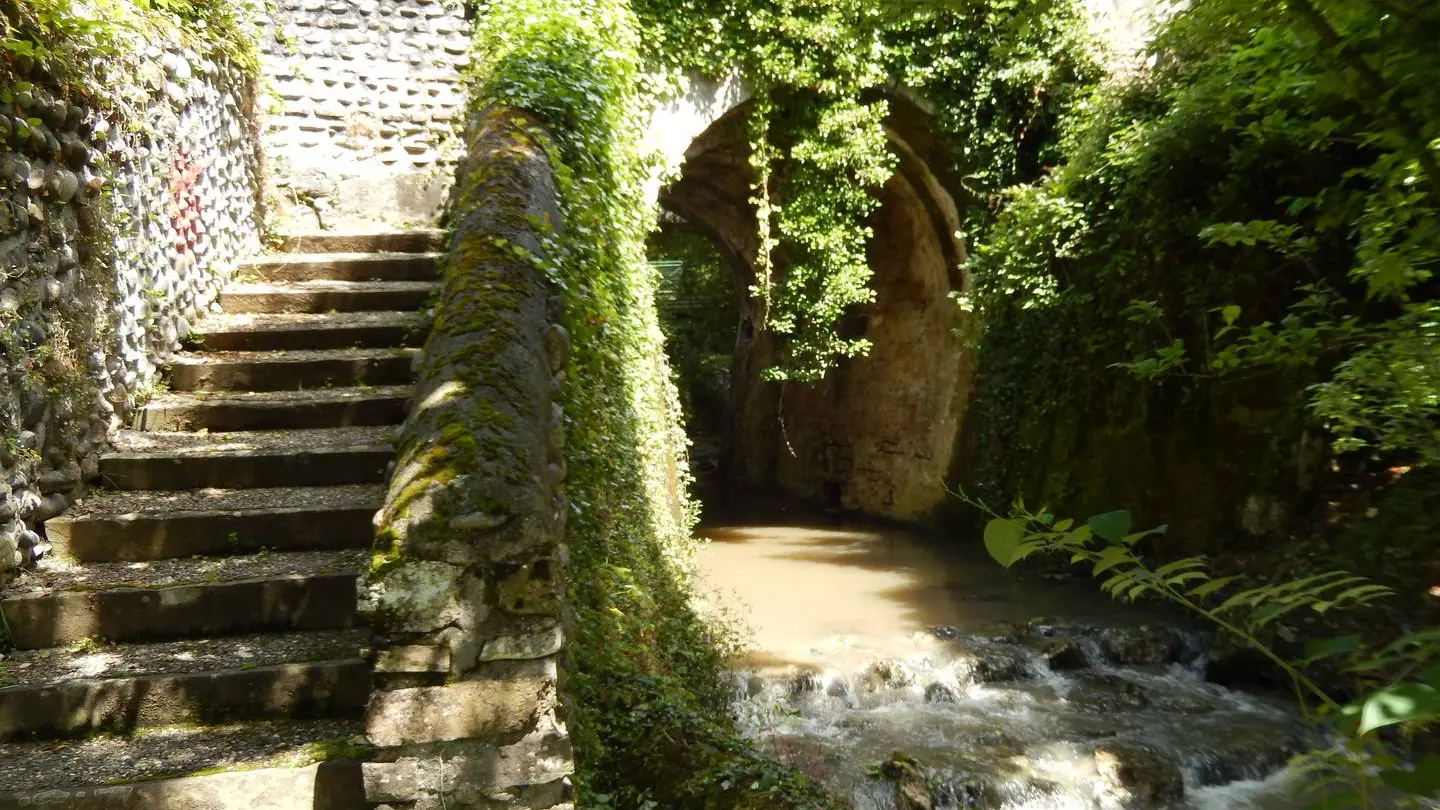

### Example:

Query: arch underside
xmin=655 ymin=91 xmax=976 ymax=523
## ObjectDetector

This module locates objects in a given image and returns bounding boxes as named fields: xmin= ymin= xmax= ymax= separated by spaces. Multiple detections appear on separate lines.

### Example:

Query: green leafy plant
xmin=468 ymin=0 xmax=838 ymax=805
xmin=960 ymin=0 xmax=1440 ymax=552
xmin=968 ymin=493 xmax=1440 ymax=808
xmin=628 ymin=0 xmax=1099 ymax=381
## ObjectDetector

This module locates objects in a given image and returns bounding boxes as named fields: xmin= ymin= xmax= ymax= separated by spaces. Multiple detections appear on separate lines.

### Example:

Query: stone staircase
xmin=0 ymin=231 xmax=442 ymax=808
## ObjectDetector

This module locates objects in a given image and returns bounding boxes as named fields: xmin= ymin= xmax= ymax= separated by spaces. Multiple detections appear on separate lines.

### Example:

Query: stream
xmin=693 ymin=500 xmax=1314 ymax=810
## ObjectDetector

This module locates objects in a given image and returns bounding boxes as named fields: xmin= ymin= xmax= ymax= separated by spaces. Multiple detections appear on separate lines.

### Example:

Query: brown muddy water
xmin=692 ymin=501 xmax=1314 ymax=810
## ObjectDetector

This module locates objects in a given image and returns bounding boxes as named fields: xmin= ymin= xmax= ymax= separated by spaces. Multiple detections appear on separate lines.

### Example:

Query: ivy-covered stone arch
xmin=655 ymin=87 xmax=976 ymax=522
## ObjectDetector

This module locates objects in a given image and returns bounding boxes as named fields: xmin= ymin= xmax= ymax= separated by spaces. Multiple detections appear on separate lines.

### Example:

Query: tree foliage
xmin=973 ymin=0 xmax=1440 ymax=483
xmin=975 ymin=499 xmax=1440 ymax=807
xmin=632 ymin=0 xmax=1099 ymax=380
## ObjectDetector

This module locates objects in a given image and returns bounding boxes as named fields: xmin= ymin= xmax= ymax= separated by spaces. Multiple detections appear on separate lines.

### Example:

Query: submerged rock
xmin=1100 ymin=625 xmax=1190 ymax=666
xmin=876 ymin=754 xmax=933 ymax=810
xmin=1092 ymin=742 xmax=1184 ymax=807
xmin=1037 ymin=637 xmax=1090 ymax=671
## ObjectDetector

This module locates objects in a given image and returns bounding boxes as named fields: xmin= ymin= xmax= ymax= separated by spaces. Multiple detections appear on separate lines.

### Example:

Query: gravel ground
xmin=171 ymin=347 xmax=418 ymax=363
xmin=2 ymin=629 xmax=370 ymax=686
xmin=0 ymin=718 xmax=367 ymax=791
xmin=147 ymin=384 xmax=412 ymax=405
xmin=223 ymin=280 xmax=438 ymax=293
xmin=64 ymin=483 xmax=386 ymax=518
xmin=5 ymin=549 xmax=367 ymax=597
xmin=193 ymin=310 xmax=428 ymax=332
xmin=110 ymin=426 xmax=396 ymax=455
xmin=242 ymin=250 xmax=441 ymax=263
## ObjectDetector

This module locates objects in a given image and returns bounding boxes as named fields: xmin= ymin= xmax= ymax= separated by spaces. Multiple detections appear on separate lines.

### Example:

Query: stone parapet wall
xmin=0 ymin=48 xmax=260 ymax=574
xmin=260 ymin=0 xmax=470 ymax=231
xmin=361 ymin=107 xmax=573 ymax=809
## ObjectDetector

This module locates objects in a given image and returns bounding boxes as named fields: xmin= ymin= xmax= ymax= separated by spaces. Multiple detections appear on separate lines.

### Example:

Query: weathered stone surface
xmin=375 ymin=644 xmax=452 ymax=674
xmin=0 ymin=762 xmax=365 ymax=810
xmin=362 ymin=559 xmax=466 ymax=634
xmin=478 ymin=625 xmax=564 ymax=662
xmin=363 ymin=725 xmax=572 ymax=801
xmin=360 ymin=108 xmax=575 ymax=800
xmin=365 ymin=672 xmax=552 ymax=747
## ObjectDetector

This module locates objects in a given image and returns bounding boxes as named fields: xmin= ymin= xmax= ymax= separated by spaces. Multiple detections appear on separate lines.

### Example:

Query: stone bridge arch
xmin=648 ymin=80 xmax=975 ymax=523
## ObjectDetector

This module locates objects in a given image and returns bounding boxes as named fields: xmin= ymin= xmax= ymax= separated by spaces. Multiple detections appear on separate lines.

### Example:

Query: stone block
xmin=362 ymin=724 xmax=573 ymax=801
xmin=375 ymin=644 xmax=452 ymax=674
xmin=365 ymin=673 xmax=552 ymax=747
xmin=478 ymin=626 xmax=564 ymax=663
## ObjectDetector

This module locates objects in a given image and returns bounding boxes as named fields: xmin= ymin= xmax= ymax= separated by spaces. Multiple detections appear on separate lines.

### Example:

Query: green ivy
xmin=468 ymin=0 xmax=838 ymax=805
xmin=973 ymin=497 xmax=1440 ymax=807
xmin=1 ymin=0 xmax=265 ymax=99
xmin=965 ymin=0 xmax=1440 ymax=527
xmin=630 ymin=0 xmax=1099 ymax=381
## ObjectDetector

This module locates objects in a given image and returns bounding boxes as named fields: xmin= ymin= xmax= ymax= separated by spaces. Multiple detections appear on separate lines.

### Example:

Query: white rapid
xmin=694 ymin=508 xmax=1314 ymax=810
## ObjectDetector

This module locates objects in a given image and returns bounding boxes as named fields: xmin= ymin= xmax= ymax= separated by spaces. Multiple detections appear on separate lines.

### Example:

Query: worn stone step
xmin=0 ymin=762 xmax=367 ymax=810
xmin=99 ymin=427 xmax=394 ymax=492
xmin=236 ymin=252 xmax=442 ymax=283
xmin=48 ymin=483 xmax=384 ymax=560
xmin=219 ymin=280 xmax=437 ymax=314
xmin=186 ymin=311 xmax=429 ymax=351
xmin=167 ymin=347 xmax=419 ymax=392
xmin=0 ymin=630 xmax=370 ymax=739
xmin=278 ymin=229 xmax=444 ymax=254
xmin=0 ymin=549 xmax=366 ymax=649
xmin=0 ymin=718 xmax=367 ymax=803
xmin=135 ymin=385 xmax=411 ymax=431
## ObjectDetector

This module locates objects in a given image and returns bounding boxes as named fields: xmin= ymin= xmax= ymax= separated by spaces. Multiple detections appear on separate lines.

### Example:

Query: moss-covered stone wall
xmin=360 ymin=106 xmax=573 ymax=809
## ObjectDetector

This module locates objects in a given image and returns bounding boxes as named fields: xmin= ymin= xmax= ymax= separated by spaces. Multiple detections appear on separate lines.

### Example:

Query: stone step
xmin=167 ymin=347 xmax=419 ymax=392
xmin=99 ymin=427 xmax=394 ymax=492
xmin=0 ymin=718 xmax=367 ymax=803
xmin=219 ymin=280 xmax=437 ymax=314
xmin=0 ymin=549 xmax=365 ymax=648
xmin=135 ymin=385 xmax=411 ymax=431
xmin=236 ymin=252 xmax=442 ymax=283
xmin=278 ymin=229 xmax=444 ymax=254
xmin=186 ymin=311 xmax=429 ymax=351
xmin=47 ymin=483 xmax=384 ymax=560
xmin=0 ymin=630 xmax=370 ymax=739
xmin=0 ymin=762 xmax=367 ymax=810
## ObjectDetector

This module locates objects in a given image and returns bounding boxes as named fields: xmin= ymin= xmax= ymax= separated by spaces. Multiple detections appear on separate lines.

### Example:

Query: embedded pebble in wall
xmin=259 ymin=0 xmax=468 ymax=228
xmin=0 ymin=44 xmax=260 ymax=553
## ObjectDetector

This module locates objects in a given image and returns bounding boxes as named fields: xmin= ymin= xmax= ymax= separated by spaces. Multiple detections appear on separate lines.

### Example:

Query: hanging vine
xmin=630 ymin=0 xmax=1100 ymax=381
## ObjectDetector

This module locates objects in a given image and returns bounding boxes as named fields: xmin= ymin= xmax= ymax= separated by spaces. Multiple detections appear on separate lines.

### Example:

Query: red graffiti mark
xmin=166 ymin=148 xmax=203 ymax=255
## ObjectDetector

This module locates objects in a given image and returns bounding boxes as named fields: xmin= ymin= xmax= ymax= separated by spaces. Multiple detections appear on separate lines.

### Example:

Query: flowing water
xmin=693 ymin=501 xmax=1315 ymax=810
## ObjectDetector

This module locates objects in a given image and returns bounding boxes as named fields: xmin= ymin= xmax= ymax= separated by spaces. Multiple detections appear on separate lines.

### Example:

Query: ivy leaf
xmin=1087 ymin=510 xmax=1132 ymax=544
xmin=1358 ymin=683 xmax=1440 ymax=735
xmin=1378 ymin=754 xmax=1440 ymax=797
xmin=1221 ymin=304 xmax=1241 ymax=325
xmin=983 ymin=518 xmax=1025 ymax=568
xmin=1301 ymin=634 xmax=1361 ymax=664
xmin=1304 ymin=795 xmax=1364 ymax=810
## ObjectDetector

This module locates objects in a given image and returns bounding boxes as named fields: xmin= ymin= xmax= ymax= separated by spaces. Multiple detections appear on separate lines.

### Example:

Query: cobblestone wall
xmin=0 ymin=49 xmax=260 ymax=574
xmin=260 ymin=0 xmax=470 ymax=231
